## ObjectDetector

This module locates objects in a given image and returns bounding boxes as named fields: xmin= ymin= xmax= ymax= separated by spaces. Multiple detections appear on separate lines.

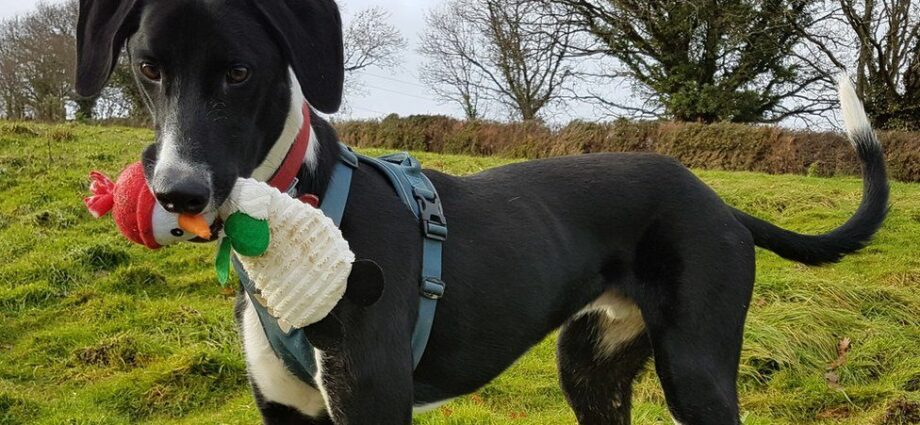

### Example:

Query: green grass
xmin=0 ymin=121 xmax=918 ymax=425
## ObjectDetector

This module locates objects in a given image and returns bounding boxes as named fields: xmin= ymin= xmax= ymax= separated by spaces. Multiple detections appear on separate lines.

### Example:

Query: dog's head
xmin=75 ymin=0 xmax=344 ymax=214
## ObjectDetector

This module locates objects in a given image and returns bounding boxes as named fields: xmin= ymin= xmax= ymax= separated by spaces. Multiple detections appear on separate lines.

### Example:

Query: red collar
xmin=265 ymin=104 xmax=320 ymax=207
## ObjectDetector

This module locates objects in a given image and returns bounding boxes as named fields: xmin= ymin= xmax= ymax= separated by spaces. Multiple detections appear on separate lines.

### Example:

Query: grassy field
xmin=0 ymin=121 xmax=917 ymax=425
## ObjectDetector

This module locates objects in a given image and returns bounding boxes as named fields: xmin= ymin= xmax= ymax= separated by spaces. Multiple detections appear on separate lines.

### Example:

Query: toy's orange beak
xmin=178 ymin=214 xmax=212 ymax=240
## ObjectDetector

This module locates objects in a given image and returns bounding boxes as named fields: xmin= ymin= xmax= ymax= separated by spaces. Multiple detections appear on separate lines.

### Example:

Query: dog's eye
xmin=139 ymin=63 xmax=161 ymax=81
xmin=227 ymin=66 xmax=251 ymax=84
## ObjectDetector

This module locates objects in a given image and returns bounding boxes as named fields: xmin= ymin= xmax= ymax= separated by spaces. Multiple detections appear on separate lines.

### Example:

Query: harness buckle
xmin=285 ymin=177 xmax=300 ymax=198
xmin=414 ymin=187 xmax=447 ymax=241
xmin=421 ymin=277 xmax=446 ymax=300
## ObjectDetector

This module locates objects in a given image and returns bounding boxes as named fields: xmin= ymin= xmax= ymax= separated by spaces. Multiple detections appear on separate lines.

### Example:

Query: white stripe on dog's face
xmin=153 ymin=87 xmax=190 ymax=181
xmin=152 ymin=112 xmax=195 ymax=186
xmin=149 ymin=98 xmax=216 ymax=209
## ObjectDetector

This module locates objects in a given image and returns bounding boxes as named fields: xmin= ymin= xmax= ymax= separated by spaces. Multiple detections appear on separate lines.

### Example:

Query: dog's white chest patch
xmin=242 ymin=295 xmax=454 ymax=418
xmin=241 ymin=294 xmax=327 ymax=417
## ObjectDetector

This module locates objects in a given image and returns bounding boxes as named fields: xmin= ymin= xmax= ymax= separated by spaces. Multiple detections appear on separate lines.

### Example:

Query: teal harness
xmin=234 ymin=145 xmax=446 ymax=384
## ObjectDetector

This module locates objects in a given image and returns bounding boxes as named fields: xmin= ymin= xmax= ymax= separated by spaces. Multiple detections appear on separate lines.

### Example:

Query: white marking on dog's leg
xmin=312 ymin=348 xmax=337 ymax=418
xmin=312 ymin=346 xmax=453 ymax=417
xmin=576 ymin=291 xmax=646 ymax=359
xmin=241 ymin=294 xmax=326 ymax=417
xmin=312 ymin=344 xmax=454 ymax=417
xmin=251 ymin=68 xmax=314 ymax=182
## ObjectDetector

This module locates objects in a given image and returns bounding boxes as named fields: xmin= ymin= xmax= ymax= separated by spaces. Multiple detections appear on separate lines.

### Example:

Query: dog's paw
xmin=345 ymin=260 xmax=385 ymax=307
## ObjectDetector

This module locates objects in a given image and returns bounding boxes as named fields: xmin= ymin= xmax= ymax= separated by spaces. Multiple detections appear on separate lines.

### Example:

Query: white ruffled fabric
xmin=220 ymin=179 xmax=355 ymax=331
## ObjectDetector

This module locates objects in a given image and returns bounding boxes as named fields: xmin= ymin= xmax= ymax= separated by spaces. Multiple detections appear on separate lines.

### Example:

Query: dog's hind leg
xmin=627 ymin=219 xmax=755 ymax=425
xmin=557 ymin=293 xmax=651 ymax=425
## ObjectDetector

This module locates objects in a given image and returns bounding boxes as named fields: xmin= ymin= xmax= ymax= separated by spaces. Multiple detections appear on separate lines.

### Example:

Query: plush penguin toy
xmin=84 ymin=162 xmax=216 ymax=248
xmin=85 ymin=164 xmax=383 ymax=330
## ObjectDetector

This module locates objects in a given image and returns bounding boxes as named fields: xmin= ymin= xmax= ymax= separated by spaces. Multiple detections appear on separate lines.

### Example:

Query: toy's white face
xmin=151 ymin=203 xmax=217 ymax=246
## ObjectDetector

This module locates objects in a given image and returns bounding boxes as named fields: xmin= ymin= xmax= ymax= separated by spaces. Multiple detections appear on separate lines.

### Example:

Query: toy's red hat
xmin=84 ymin=162 xmax=160 ymax=249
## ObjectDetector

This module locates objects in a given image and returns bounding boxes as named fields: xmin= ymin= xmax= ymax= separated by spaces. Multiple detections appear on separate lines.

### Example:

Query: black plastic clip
xmin=421 ymin=277 xmax=446 ymax=300
xmin=414 ymin=187 xmax=448 ymax=241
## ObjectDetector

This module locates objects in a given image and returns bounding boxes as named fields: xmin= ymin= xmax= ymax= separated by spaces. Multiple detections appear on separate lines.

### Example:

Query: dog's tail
xmin=731 ymin=75 xmax=889 ymax=266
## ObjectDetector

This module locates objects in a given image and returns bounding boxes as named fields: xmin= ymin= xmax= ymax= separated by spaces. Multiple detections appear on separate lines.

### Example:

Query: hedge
xmin=334 ymin=115 xmax=920 ymax=182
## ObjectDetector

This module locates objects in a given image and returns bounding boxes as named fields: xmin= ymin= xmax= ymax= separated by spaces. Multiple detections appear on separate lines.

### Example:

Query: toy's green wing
xmin=225 ymin=212 xmax=271 ymax=257
xmin=215 ymin=237 xmax=233 ymax=286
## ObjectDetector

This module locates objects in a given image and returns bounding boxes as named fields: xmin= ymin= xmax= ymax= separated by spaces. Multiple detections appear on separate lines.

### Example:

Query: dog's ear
xmin=75 ymin=0 xmax=140 ymax=97
xmin=345 ymin=260 xmax=385 ymax=307
xmin=252 ymin=0 xmax=345 ymax=113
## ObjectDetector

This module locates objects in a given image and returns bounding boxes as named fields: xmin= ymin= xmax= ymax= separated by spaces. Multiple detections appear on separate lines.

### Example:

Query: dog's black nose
xmin=155 ymin=180 xmax=211 ymax=214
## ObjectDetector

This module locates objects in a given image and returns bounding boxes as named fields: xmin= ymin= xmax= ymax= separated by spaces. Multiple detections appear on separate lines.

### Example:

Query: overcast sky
xmin=1 ymin=0 xmax=592 ymax=122
xmin=1 ymin=0 xmax=471 ymax=120
xmin=0 ymin=0 xmax=826 ymax=127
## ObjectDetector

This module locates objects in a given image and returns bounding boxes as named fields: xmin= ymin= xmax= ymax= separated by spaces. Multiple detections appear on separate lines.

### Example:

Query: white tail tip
xmin=837 ymin=74 xmax=873 ymax=143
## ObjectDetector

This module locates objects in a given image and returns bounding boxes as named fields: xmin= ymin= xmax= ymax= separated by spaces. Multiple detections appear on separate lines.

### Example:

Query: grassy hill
xmin=0 ymin=121 xmax=918 ymax=425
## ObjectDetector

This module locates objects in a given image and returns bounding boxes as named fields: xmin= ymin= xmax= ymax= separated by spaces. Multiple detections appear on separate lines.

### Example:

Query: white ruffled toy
xmin=216 ymin=178 xmax=355 ymax=330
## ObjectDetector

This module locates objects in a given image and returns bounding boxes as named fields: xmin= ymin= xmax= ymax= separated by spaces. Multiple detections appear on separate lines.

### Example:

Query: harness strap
xmin=356 ymin=152 xmax=446 ymax=368
xmin=235 ymin=261 xmax=318 ymax=384
xmin=414 ymin=228 xmax=444 ymax=368
xmin=234 ymin=145 xmax=358 ymax=385
xmin=321 ymin=145 xmax=358 ymax=227
xmin=237 ymin=144 xmax=444 ymax=383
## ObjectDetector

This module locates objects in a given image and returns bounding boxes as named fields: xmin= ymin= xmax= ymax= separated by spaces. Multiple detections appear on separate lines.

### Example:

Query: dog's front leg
xmin=314 ymin=336 xmax=415 ymax=424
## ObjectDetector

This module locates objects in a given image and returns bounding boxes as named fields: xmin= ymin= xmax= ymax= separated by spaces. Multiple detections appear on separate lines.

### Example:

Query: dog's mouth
xmin=189 ymin=218 xmax=225 ymax=243
xmin=160 ymin=179 xmax=234 ymax=244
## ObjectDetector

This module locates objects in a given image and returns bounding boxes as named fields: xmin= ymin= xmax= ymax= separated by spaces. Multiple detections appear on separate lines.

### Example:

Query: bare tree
xmin=0 ymin=0 xmax=90 ymax=121
xmin=419 ymin=0 xmax=576 ymax=121
xmin=0 ymin=17 xmax=27 ymax=120
xmin=797 ymin=0 xmax=919 ymax=130
xmin=418 ymin=1 xmax=488 ymax=120
xmin=0 ymin=0 xmax=190 ymax=123
xmin=22 ymin=0 xmax=79 ymax=121
xmin=344 ymin=7 xmax=406 ymax=73
xmin=0 ymin=1 xmax=76 ymax=120
xmin=341 ymin=6 xmax=407 ymax=99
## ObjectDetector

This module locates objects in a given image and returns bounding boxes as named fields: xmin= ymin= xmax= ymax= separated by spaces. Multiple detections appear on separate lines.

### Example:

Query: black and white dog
xmin=75 ymin=1 xmax=889 ymax=424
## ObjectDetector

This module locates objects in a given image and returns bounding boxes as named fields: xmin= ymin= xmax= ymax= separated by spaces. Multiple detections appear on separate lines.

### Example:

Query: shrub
xmin=47 ymin=127 xmax=76 ymax=143
xmin=0 ymin=122 xmax=39 ymax=137
xmin=335 ymin=117 xmax=920 ymax=182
